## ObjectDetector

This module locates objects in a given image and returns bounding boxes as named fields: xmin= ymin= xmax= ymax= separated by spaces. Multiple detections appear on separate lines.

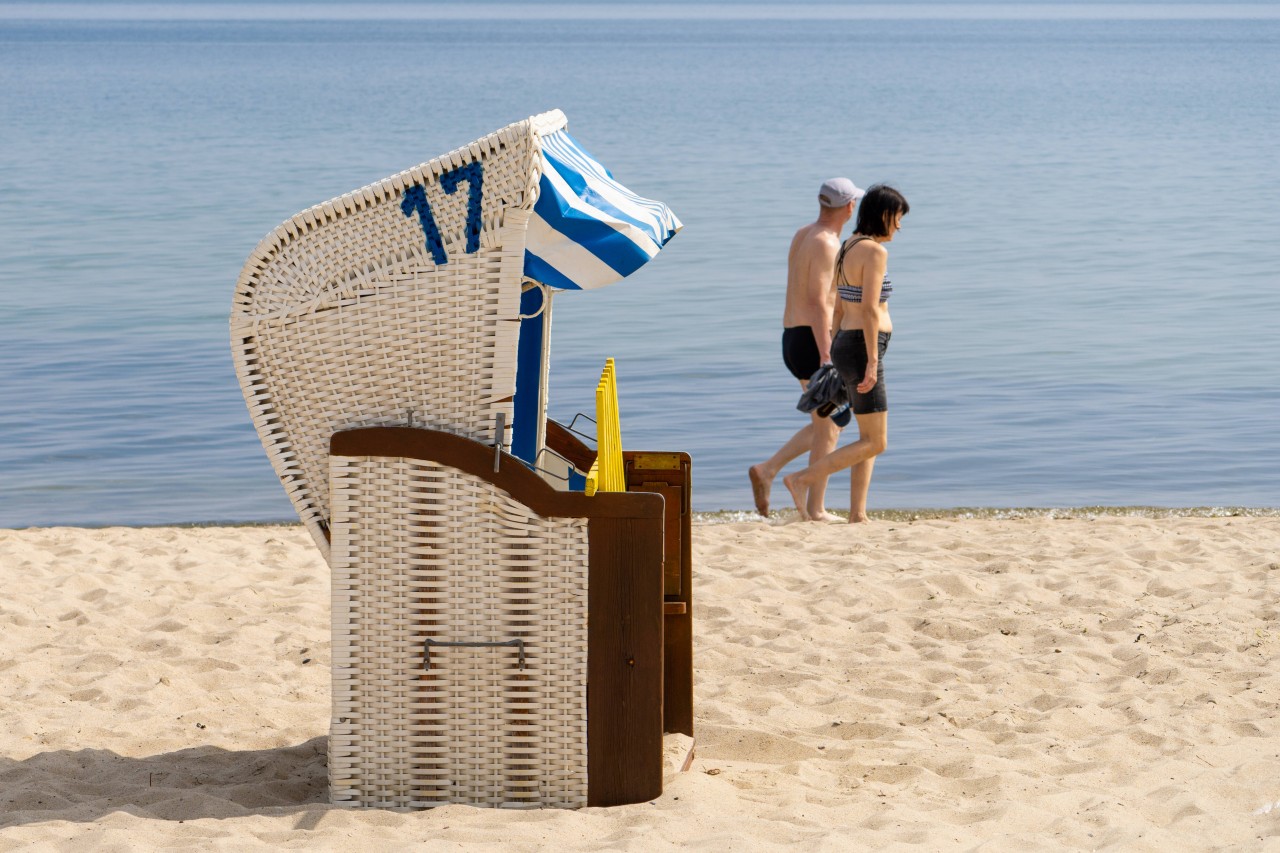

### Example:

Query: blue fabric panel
xmin=511 ymin=286 xmax=546 ymax=466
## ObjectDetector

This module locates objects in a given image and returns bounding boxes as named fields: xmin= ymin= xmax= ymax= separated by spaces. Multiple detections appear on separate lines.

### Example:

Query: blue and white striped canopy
xmin=524 ymin=130 xmax=682 ymax=291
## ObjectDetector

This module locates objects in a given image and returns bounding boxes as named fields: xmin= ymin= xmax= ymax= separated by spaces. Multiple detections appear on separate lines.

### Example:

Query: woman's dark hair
xmin=854 ymin=184 xmax=910 ymax=238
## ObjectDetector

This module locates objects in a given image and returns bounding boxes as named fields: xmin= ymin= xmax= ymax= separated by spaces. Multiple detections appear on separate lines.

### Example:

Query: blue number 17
xmin=400 ymin=161 xmax=485 ymax=266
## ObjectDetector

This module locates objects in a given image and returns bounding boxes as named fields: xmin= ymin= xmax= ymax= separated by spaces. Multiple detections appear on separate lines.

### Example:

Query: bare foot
xmin=782 ymin=473 xmax=808 ymax=520
xmin=808 ymin=511 xmax=842 ymax=523
xmin=748 ymin=465 xmax=771 ymax=517
xmin=848 ymin=514 xmax=871 ymax=524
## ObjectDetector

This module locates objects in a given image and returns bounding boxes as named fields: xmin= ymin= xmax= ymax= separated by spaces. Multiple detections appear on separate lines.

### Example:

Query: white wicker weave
xmin=328 ymin=454 xmax=589 ymax=809
xmin=231 ymin=111 xmax=569 ymax=559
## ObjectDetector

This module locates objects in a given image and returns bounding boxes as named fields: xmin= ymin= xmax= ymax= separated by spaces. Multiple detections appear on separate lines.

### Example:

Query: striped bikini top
xmin=835 ymin=235 xmax=892 ymax=303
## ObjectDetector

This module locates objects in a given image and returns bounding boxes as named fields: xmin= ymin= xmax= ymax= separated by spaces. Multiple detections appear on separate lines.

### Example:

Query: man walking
xmin=749 ymin=178 xmax=863 ymax=521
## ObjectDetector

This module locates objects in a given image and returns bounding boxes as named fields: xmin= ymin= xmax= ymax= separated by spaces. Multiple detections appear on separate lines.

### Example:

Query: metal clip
xmin=494 ymin=411 xmax=506 ymax=472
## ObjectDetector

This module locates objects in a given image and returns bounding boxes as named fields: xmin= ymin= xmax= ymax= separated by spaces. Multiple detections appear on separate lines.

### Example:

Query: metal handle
xmin=531 ymin=447 xmax=574 ymax=483
xmin=423 ymin=638 xmax=525 ymax=671
xmin=565 ymin=412 xmax=597 ymax=443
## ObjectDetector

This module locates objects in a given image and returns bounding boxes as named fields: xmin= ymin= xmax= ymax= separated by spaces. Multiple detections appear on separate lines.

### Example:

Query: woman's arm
xmin=857 ymin=244 xmax=889 ymax=393
xmin=831 ymin=289 xmax=844 ymax=356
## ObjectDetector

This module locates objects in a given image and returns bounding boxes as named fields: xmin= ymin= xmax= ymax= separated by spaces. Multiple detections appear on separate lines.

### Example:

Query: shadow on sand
xmin=0 ymin=736 xmax=330 ymax=827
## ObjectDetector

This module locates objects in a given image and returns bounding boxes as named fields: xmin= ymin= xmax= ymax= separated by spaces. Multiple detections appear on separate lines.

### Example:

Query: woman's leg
xmin=804 ymin=412 xmax=841 ymax=521
xmin=783 ymin=412 xmax=887 ymax=518
xmin=849 ymin=457 xmax=876 ymax=523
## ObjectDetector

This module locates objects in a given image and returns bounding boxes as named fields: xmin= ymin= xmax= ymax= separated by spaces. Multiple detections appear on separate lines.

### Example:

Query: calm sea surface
xmin=1 ymin=5 xmax=1278 ymax=525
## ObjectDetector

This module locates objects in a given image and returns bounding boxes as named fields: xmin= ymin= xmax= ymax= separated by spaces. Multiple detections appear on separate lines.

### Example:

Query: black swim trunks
xmin=832 ymin=329 xmax=891 ymax=415
xmin=781 ymin=326 xmax=821 ymax=381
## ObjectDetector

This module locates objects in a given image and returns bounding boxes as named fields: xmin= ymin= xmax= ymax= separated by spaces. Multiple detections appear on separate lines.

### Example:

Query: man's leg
xmin=750 ymin=422 xmax=811 ymax=517
xmin=749 ymin=380 xmax=813 ymax=517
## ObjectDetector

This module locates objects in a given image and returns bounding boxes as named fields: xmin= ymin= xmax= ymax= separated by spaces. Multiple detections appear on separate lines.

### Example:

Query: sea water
xmin=1 ymin=3 xmax=1278 ymax=526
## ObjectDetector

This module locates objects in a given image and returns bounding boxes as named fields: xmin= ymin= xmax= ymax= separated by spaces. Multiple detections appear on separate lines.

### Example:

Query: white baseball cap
xmin=818 ymin=177 xmax=865 ymax=208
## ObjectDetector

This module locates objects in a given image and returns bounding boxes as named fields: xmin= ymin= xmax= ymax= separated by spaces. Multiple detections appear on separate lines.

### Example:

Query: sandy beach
xmin=2 ymin=516 xmax=1279 ymax=851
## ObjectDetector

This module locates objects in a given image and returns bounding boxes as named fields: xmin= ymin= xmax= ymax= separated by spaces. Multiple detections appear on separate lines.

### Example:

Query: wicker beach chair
xmin=231 ymin=111 xmax=690 ymax=809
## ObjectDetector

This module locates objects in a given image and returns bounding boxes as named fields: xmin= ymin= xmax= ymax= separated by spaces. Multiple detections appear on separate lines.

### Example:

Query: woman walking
xmin=784 ymin=185 xmax=909 ymax=523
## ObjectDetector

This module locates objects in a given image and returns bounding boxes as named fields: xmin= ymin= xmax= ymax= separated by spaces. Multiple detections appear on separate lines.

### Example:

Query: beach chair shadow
xmin=231 ymin=112 xmax=690 ymax=809
xmin=0 ymin=738 xmax=327 ymax=826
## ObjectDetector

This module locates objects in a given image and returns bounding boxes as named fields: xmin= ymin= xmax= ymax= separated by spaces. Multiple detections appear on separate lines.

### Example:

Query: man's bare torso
xmin=782 ymin=222 xmax=841 ymax=329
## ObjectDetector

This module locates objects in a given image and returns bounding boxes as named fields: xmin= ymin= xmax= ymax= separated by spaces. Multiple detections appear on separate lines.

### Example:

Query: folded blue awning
xmin=523 ymin=130 xmax=682 ymax=291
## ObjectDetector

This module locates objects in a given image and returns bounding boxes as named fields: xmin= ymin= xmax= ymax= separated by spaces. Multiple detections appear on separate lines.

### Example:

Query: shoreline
xmin=697 ymin=504 xmax=1280 ymax=523
xmin=4 ymin=504 xmax=1278 ymax=531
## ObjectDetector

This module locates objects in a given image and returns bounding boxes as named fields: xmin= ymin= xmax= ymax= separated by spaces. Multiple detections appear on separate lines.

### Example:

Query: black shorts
xmin=781 ymin=326 xmax=821 ymax=381
xmin=832 ymin=329 xmax=891 ymax=415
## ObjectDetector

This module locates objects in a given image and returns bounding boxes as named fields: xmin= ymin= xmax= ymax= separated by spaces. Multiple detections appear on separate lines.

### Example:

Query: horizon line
xmin=3 ymin=3 xmax=1280 ymax=22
